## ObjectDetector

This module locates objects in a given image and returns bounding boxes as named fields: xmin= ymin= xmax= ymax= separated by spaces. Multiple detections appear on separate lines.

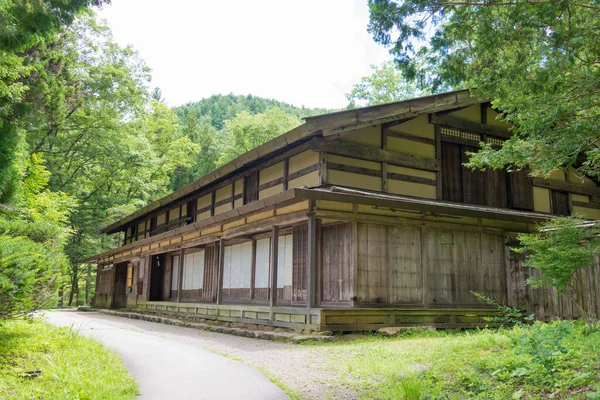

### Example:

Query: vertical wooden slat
xmin=292 ymin=224 xmax=308 ymax=302
xmin=352 ymin=221 xmax=359 ymax=306
xmin=441 ymin=142 xmax=463 ymax=202
xmin=177 ymin=248 xmax=184 ymax=303
xmin=270 ymin=226 xmax=279 ymax=310
xmin=307 ymin=211 xmax=317 ymax=310
xmin=216 ymin=239 xmax=224 ymax=305
xmin=250 ymin=239 xmax=256 ymax=301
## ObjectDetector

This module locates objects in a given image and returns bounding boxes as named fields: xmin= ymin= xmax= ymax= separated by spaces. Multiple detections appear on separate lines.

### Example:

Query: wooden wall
xmin=353 ymin=222 xmax=506 ymax=307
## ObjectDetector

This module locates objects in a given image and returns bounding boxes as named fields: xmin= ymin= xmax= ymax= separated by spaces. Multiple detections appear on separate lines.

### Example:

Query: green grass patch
xmin=0 ymin=318 xmax=138 ymax=399
xmin=310 ymin=322 xmax=600 ymax=399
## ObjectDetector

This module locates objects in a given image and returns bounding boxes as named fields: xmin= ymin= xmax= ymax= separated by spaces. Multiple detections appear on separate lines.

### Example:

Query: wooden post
xmin=177 ymin=248 xmax=184 ymax=303
xmin=382 ymin=125 xmax=388 ymax=193
xmin=435 ymin=125 xmax=443 ymax=200
xmin=270 ymin=226 xmax=279 ymax=312
xmin=307 ymin=210 xmax=317 ymax=311
xmin=318 ymin=152 xmax=327 ymax=185
xmin=283 ymin=158 xmax=289 ymax=191
xmin=216 ymin=239 xmax=225 ymax=305
xmin=85 ymin=263 xmax=91 ymax=305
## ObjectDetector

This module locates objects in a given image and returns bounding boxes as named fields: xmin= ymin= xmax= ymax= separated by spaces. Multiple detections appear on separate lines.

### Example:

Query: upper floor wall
xmin=323 ymin=103 xmax=600 ymax=220
xmin=121 ymin=101 xmax=600 ymax=245
xmin=123 ymin=146 xmax=321 ymax=244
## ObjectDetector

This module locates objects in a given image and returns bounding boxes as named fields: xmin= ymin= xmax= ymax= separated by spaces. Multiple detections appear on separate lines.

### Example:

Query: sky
xmin=96 ymin=0 xmax=392 ymax=109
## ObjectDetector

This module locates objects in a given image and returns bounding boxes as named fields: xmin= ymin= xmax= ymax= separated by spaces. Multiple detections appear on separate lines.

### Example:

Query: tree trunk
xmin=85 ymin=264 xmax=91 ymax=304
xmin=68 ymin=263 xmax=78 ymax=306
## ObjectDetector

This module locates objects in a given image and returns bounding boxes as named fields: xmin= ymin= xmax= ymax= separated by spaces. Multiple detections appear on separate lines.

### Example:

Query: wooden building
xmin=89 ymin=90 xmax=600 ymax=331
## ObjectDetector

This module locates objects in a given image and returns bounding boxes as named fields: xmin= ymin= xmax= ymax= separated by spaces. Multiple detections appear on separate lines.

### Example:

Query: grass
xmin=304 ymin=322 xmax=600 ymax=399
xmin=0 ymin=318 xmax=138 ymax=400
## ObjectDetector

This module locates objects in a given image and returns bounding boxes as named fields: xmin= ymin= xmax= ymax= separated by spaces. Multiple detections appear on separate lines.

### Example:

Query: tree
xmin=21 ymin=16 xmax=199 ymax=305
xmin=216 ymin=108 xmax=301 ymax=166
xmin=518 ymin=217 xmax=600 ymax=323
xmin=0 ymin=154 xmax=75 ymax=318
xmin=0 ymin=0 xmax=107 ymax=203
xmin=169 ymin=113 xmax=218 ymax=191
xmin=368 ymin=0 xmax=600 ymax=180
xmin=346 ymin=61 xmax=425 ymax=108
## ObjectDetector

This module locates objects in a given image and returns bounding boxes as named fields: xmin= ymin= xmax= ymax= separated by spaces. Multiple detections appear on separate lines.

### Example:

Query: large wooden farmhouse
xmin=89 ymin=90 xmax=600 ymax=331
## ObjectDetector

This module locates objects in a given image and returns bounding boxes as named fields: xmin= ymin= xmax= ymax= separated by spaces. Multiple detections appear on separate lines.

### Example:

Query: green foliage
xmin=0 ymin=154 xmax=75 ymax=319
xmin=217 ymin=107 xmax=301 ymax=166
xmin=512 ymin=322 xmax=572 ymax=375
xmin=314 ymin=321 xmax=600 ymax=399
xmin=173 ymin=93 xmax=331 ymax=131
xmin=368 ymin=0 xmax=600 ymax=180
xmin=345 ymin=61 xmax=425 ymax=108
xmin=0 ymin=0 xmax=104 ymax=203
xmin=471 ymin=291 xmax=534 ymax=326
xmin=0 ymin=318 xmax=137 ymax=399
xmin=517 ymin=216 xmax=599 ymax=292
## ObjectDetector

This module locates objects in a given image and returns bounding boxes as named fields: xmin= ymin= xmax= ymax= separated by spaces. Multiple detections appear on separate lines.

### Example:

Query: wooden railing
xmin=151 ymin=217 xmax=191 ymax=237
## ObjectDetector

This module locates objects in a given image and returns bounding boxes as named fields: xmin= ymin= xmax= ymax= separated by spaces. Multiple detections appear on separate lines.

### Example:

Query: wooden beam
xmin=387 ymin=172 xmax=436 ymax=186
xmin=287 ymin=163 xmax=319 ymax=182
xmin=177 ymin=248 xmax=184 ymax=303
xmin=328 ymin=162 xmax=382 ymax=177
xmin=314 ymin=139 xmax=439 ymax=172
xmin=431 ymin=114 xmax=512 ymax=139
xmin=385 ymin=130 xmax=436 ymax=145
xmin=270 ymin=226 xmax=279 ymax=311
xmin=258 ymin=177 xmax=285 ymax=192
xmin=532 ymin=177 xmax=600 ymax=197
xmin=296 ymin=187 xmax=551 ymax=224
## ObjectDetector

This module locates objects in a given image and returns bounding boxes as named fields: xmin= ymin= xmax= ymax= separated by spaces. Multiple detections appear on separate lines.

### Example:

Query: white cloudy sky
xmin=96 ymin=0 xmax=392 ymax=109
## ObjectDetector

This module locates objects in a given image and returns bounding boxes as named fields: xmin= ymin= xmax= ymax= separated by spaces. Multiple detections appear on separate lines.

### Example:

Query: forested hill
xmin=172 ymin=94 xmax=333 ymax=130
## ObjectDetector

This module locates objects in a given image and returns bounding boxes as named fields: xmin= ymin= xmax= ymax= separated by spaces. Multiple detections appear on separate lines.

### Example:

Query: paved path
xmin=45 ymin=310 xmax=289 ymax=400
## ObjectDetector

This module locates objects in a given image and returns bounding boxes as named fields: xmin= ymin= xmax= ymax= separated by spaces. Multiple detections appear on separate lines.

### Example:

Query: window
xmin=551 ymin=190 xmax=570 ymax=216
xmin=182 ymin=251 xmax=204 ymax=290
xmin=171 ymin=255 xmax=179 ymax=292
xmin=441 ymin=141 xmax=532 ymax=210
xmin=244 ymin=171 xmax=259 ymax=204
xmin=126 ymin=264 xmax=134 ymax=291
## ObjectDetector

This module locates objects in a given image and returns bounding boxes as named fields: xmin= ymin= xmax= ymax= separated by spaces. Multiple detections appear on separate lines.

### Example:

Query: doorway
xmin=112 ymin=263 xmax=128 ymax=308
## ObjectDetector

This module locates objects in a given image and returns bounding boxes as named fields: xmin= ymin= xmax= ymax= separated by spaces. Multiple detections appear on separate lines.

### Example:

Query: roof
xmin=102 ymin=89 xmax=480 ymax=234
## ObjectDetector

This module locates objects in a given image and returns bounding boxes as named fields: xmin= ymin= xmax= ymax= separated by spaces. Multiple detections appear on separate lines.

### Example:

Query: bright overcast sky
xmin=96 ymin=0 xmax=392 ymax=109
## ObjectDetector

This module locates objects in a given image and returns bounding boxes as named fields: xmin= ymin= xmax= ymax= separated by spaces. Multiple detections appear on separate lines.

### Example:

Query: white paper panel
xmin=223 ymin=242 xmax=252 ymax=289
xmin=255 ymin=238 xmax=270 ymax=288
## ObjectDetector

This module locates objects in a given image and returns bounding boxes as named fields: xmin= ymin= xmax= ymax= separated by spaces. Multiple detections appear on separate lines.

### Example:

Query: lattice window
xmin=486 ymin=136 xmax=504 ymax=147
xmin=439 ymin=126 xmax=481 ymax=142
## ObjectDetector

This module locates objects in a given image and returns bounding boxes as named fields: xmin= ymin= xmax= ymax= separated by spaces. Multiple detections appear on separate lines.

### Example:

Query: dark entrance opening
xmin=149 ymin=254 xmax=166 ymax=301
xmin=113 ymin=263 xmax=128 ymax=308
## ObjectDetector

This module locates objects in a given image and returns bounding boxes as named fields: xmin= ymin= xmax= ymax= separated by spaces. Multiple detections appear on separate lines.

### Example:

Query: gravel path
xmin=45 ymin=310 xmax=357 ymax=400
